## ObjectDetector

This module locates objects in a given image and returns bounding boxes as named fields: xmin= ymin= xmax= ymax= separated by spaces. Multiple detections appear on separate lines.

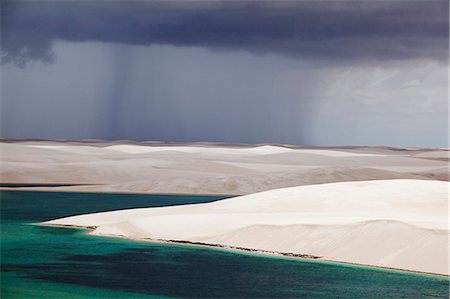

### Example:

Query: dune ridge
xmin=43 ymin=179 xmax=449 ymax=275
xmin=1 ymin=142 xmax=448 ymax=195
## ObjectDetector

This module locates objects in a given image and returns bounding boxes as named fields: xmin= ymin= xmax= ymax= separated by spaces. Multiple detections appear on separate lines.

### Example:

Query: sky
xmin=1 ymin=0 xmax=448 ymax=147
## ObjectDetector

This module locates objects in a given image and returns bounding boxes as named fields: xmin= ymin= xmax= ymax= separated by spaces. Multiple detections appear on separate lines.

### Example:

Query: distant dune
xmin=43 ymin=179 xmax=449 ymax=275
xmin=1 ymin=141 xmax=448 ymax=194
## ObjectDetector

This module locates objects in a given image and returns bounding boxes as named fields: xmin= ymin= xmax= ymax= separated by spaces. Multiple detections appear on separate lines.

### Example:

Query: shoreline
xmin=0 ymin=187 xmax=240 ymax=197
xmin=40 ymin=222 xmax=450 ymax=279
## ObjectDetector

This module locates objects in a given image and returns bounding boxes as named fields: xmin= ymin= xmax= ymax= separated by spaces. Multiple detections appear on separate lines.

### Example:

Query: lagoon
xmin=1 ymin=191 xmax=448 ymax=298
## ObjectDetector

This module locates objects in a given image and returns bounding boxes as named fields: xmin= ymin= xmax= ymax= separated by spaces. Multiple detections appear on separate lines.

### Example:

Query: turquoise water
xmin=1 ymin=191 xmax=448 ymax=298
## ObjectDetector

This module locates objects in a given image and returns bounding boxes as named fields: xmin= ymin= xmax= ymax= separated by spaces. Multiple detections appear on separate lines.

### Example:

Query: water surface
xmin=1 ymin=190 xmax=448 ymax=298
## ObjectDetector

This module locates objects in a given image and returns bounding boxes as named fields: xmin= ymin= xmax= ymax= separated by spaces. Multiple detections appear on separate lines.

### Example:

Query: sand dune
xmin=105 ymin=144 xmax=297 ymax=155
xmin=198 ymin=220 xmax=448 ymax=276
xmin=43 ymin=179 xmax=449 ymax=275
xmin=3 ymin=141 xmax=448 ymax=274
xmin=1 ymin=142 xmax=447 ymax=194
xmin=105 ymin=144 xmax=385 ymax=157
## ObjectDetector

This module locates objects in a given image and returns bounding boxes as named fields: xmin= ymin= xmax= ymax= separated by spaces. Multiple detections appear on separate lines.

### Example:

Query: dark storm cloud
xmin=2 ymin=0 xmax=448 ymax=66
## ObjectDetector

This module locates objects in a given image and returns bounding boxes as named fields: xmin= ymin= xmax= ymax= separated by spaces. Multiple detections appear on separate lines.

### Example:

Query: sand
xmin=2 ymin=141 xmax=448 ymax=275
xmin=1 ymin=141 xmax=448 ymax=194
xmin=43 ymin=179 xmax=449 ymax=275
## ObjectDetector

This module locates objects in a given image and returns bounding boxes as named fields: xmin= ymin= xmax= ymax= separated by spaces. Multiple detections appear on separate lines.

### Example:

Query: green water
xmin=1 ymin=191 xmax=448 ymax=298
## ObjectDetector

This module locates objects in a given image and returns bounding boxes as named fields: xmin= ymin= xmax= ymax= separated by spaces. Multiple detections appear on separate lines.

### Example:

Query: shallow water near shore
xmin=1 ymin=191 xmax=448 ymax=298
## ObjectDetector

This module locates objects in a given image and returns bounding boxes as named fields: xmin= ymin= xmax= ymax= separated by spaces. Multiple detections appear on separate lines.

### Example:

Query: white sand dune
xmin=43 ymin=179 xmax=449 ymax=275
xmin=105 ymin=144 xmax=294 ymax=155
xmin=2 ymin=142 xmax=447 ymax=194
xmin=97 ymin=144 xmax=386 ymax=157
xmin=413 ymin=150 xmax=449 ymax=159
